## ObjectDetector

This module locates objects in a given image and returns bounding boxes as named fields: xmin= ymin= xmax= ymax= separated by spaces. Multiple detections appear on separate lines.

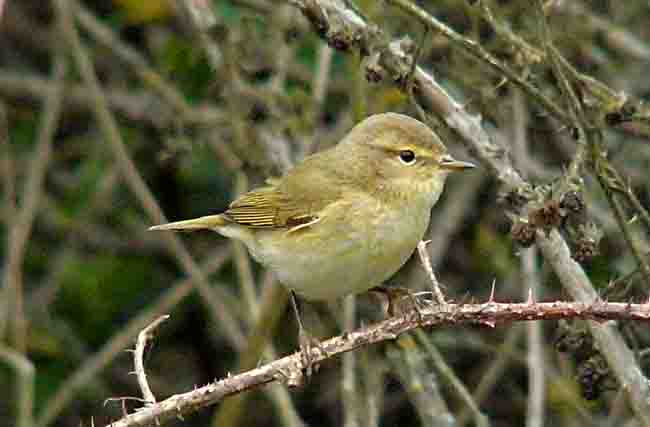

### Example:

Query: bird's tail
xmin=148 ymin=214 xmax=227 ymax=231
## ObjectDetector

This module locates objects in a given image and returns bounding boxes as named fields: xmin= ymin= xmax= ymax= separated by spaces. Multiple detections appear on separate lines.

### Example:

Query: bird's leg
xmin=290 ymin=290 xmax=321 ymax=376
xmin=369 ymin=286 xmax=425 ymax=323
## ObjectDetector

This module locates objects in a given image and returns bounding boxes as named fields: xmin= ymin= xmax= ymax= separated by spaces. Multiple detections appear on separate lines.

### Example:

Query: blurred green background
xmin=1 ymin=0 xmax=650 ymax=426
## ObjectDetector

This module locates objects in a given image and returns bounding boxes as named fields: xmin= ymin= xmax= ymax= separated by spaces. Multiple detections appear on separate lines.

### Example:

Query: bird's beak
xmin=439 ymin=155 xmax=476 ymax=171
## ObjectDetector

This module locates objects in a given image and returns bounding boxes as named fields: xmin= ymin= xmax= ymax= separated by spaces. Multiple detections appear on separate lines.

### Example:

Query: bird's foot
xmin=298 ymin=328 xmax=323 ymax=377
xmin=370 ymin=286 xmax=426 ymax=324
xmin=289 ymin=290 xmax=323 ymax=377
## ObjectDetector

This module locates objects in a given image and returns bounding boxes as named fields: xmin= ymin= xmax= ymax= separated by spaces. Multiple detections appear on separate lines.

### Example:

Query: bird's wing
xmin=224 ymin=187 xmax=328 ymax=229
xmin=225 ymin=148 xmax=344 ymax=229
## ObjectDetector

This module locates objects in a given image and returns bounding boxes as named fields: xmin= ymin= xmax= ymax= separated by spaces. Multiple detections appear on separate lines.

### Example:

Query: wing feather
xmin=224 ymin=188 xmax=320 ymax=229
xmin=224 ymin=149 xmax=344 ymax=229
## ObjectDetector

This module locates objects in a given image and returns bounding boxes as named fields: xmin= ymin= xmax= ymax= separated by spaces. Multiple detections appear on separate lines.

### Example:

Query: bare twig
xmin=0 ymin=104 xmax=14 ymax=338
xmin=177 ymin=0 xmax=218 ymax=31
xmin=594 ymin=155 xmax=650 ymax=246
xmin=536 ymin=0 xmax=590 ymax=189
xmin=417 ymin=240 xmax=445 ymax=304
xmin=303 ymin=42 xmax=334 ymax=155
xmin=473 ymin=0 xmax=631 ymax=123
xmin=424 ymin=173 xmax=485 ymax=266
xmin=0 ymin=345 xmax=35 ymax=427
xmin=343 ymin=296 xmax=359 ymax=427
xmin=388 ymin=334 xmax=454 ymax=427
xmin=176 ymin=0 xmax=221 ymax=69
xmin=522 ymin=248 xmax=545 ymax=427
xmin=134 ymin=315 xmax=170 ymax=405
xmin=385 ymin=0 xmax=566 ymax=124
xmin=416 ymin=330 xmax=489 ymax=427
xmin=107 ymin=299 xmax=650 ymax=427
xmin=458 ymin=327 xmax=523 ymax=427
xmin=313 ymin=44 xmax=334 ymax=113
xmin=602 ymin=180 xmax=650 ymax=287
xmin=550 ymin=1 xmax=650 ymax=63
xmin=211 ymin=284 xmax=290 ymax=427
xmin=361 ymin=350 xmax=385 ymax=427
xmin=268 ymin=5 xmax=297 ymax=93
xmin=2 ymin=53 xmax=66 ymax=352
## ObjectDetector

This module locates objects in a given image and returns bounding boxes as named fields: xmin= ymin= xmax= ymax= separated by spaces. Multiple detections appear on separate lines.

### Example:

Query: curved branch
xmin=107 ymin=299 xmax=650 ymax=427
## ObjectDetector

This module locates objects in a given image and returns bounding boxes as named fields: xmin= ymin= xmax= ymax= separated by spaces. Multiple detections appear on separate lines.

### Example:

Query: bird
xmin=150 ymin=112 xmax=475 ymax=358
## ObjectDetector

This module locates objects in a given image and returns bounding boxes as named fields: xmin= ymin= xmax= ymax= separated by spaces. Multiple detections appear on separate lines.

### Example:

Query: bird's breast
xmin=251 ymin=194 xmax=432 ymax=300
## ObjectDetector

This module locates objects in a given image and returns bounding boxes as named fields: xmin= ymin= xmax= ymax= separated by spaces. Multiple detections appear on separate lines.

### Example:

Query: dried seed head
xmin=573 ymin=239 xmax=599 ymax=263
xmin=510 ymin=220 xmax=536 ymax=247
xmin=329 ymin=32 xmax=351 ymax=51
xmin=364 ymin=53 xmax=385 ymax=83
xmin=500 ymin=188 xmax=529 ymax=212
xmin=577 ymin=355 xmax=611 ymax=400
xmin=529 ymin=200 xmax=564 ymax=229
xmin=560 ymin=191 xmax=585 ymax=215
xmin=555 ymin=324 xmax=593 ymax=359
xmin=572 ymin=223 xmax=602 ymax=263
xmin=604 ymin=100 xmax=637 ymax=126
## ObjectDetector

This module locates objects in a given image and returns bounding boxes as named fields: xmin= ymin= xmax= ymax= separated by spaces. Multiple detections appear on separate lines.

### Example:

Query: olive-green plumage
xmin=150 ymin=113 xmax=474 ymax=300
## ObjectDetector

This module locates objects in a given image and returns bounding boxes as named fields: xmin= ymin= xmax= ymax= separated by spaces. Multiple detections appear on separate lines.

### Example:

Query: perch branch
xmin=107 ymin=299 xmax=650 ymax=427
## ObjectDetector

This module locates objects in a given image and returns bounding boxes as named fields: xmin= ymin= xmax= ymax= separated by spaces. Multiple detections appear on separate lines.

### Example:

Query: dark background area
xmin=2 ymin=0 xmax=650 ymax=426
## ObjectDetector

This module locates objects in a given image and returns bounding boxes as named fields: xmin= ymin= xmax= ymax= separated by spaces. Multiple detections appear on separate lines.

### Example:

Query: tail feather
xmin=149 ymin=214 xmax=227 ymax=231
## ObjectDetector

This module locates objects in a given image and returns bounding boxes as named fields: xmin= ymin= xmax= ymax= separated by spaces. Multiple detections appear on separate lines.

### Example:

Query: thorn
xmin=176 ymin=402 xmax=185 ymax=420
xmin=488 ymin=278 xmax=496 ymax=303
xmin=526 ymin=288 xmax=534 ymax=305
xmin=422 ymin=239 xmax=432 ymax=246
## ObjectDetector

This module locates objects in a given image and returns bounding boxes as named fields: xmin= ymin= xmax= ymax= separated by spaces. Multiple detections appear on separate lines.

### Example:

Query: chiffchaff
xmin=150 ymin=112 xmax=474 ymax=302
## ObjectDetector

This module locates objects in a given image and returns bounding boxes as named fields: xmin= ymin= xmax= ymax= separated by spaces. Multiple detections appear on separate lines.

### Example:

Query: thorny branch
xmin=107 ymin=299 xmax=650 ymax=427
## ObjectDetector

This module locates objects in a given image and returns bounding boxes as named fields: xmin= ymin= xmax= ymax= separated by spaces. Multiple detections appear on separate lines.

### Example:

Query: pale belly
xmin=251 ymin=199 xmax=431 ymax=301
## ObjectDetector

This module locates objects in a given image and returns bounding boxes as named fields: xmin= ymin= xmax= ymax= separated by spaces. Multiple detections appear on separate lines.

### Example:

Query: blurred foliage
xmin=1 ymin=0 xmax=650 ymax=426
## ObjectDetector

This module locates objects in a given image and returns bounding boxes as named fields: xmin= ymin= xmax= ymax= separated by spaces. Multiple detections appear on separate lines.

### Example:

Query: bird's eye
xmin=399 ymin=150 xmax=416 ymax=165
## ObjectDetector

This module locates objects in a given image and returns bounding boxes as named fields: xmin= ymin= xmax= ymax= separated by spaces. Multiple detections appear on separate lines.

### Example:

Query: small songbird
xmin=150 ymin=112 xmax=474 ymax=345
